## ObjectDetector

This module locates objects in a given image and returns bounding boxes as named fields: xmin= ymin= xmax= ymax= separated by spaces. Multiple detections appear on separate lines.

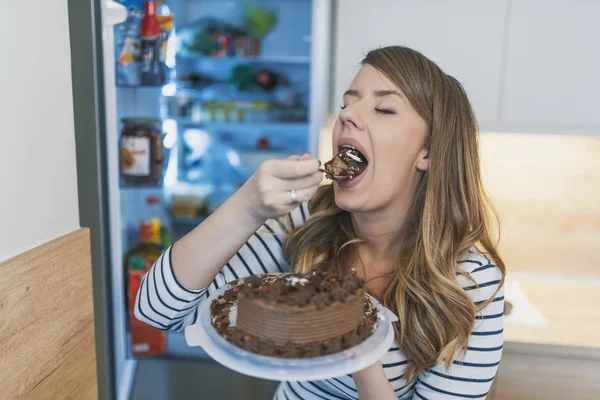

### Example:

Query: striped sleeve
xmin=413 ymin=251 xmax=504 ymax=400
xmin=134 ymin=202 xmax=310 ymax=332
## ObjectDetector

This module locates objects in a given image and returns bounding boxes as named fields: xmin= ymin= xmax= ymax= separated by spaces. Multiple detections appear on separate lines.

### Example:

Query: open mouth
xmin=320 ymin=144 xmax=368 ymax=181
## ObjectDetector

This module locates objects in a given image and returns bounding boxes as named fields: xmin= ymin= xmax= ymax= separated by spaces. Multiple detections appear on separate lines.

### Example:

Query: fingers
xmin=278 ymin=185 xmax=320 ymax=207
xmin=293 ymin=185 xmax=320 ymax=204
xmin=280 ymin=171 xmax=323 ymax=190
xmin=286 ymin=153 xmax=310 ymax=161
xmin=270 ymin=158 xmax=320 ymax=179
xmin=253 ymin=154 xmax=322 ymax=219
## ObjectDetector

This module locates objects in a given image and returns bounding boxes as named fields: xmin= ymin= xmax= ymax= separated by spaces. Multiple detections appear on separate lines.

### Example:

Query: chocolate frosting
xmin=238 ymin=269 xmax=364 ymax=309
xmin=210 ymin=270 xmax=378 ymax=358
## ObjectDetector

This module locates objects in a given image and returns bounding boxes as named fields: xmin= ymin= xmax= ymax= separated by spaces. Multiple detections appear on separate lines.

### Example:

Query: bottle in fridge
xmin=125 ymin=221 xmax=166 ymax=357
xmin=140 ymin=1 xmax=161 ymax=86
xmin=156 ymin=0 xmax=175 ymax=83
xmin=115 ymin=0 xmax=144 ymax=86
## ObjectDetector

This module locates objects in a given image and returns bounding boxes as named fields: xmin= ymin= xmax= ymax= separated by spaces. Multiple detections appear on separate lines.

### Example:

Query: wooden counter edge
xmin=504 ymin=340 xmax=600 ymax=360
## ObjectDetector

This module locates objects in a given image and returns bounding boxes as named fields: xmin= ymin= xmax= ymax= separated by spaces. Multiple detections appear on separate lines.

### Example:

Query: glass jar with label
xmin=120 ymin=118 xmax=164 ymax=186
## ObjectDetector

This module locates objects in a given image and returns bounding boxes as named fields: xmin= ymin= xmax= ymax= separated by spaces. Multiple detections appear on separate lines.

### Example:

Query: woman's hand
xmin=352 ymin=361 xmax=397 ymax=400
xmin=243 ymin=153 xmax=323 ymax=223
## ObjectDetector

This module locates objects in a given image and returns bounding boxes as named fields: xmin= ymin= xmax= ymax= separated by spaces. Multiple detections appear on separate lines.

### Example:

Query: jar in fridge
xmin=120 ymin=118 xmax=164 ymax=185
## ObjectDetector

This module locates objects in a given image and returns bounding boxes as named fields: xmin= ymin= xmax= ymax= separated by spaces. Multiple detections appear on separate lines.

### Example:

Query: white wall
xmin=0 ymin=0 xmax=80 ymax=261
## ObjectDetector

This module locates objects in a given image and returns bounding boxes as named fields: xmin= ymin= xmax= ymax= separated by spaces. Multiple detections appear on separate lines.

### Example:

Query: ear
xmin=416 ymin=148 xmax=430 ymax=171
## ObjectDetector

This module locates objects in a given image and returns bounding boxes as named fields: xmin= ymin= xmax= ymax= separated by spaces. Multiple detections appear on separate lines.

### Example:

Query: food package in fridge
xmin=115 ymin=0 xmax=144 ymax=86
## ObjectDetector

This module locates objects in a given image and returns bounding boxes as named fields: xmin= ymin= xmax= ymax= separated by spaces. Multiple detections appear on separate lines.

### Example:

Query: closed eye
xmin=375 ymin=108 xmax=395 ymax=115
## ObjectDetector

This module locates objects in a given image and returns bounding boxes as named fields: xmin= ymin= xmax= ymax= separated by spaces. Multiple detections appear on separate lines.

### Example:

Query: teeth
xmin=340 ymin=144 xmax=357 ymax=150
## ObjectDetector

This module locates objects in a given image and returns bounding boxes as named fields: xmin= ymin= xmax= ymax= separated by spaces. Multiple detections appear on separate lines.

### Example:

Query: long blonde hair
xmin=283 ymin=46 xmax=506 ymax=380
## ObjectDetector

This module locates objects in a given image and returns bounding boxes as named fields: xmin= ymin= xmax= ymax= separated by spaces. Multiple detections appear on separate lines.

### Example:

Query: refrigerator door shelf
xmin=184 ymin=281 xmax=398 ymax=382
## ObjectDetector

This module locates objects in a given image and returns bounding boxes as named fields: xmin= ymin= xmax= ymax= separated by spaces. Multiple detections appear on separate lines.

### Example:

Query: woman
xmin=135 ymin=46 xmax=505 ymax=399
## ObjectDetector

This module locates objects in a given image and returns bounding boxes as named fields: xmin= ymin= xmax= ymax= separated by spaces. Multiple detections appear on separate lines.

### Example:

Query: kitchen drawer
xmin=495 ymin=347 xmax=600 ymax=400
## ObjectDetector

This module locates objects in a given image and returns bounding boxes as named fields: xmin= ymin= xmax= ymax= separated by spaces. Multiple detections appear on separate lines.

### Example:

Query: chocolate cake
xmin=210 ymin=270 xmax=378 ymax=358
xmin=320 ymin=145 xmax=368 ymax=181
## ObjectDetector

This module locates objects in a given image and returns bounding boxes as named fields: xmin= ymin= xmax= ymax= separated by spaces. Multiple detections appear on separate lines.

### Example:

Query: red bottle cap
xmin=141 ymin=1 xmax=160 ymax=38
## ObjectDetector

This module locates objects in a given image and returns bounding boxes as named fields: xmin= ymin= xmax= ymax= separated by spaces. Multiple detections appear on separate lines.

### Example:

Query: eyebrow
xmin=343 ymin=89 xmax=405 ymax=100
xmin=343 ymin=89 xmax=360 ymax=97
xmin=375 ymin=90 xmax=403 ymax=99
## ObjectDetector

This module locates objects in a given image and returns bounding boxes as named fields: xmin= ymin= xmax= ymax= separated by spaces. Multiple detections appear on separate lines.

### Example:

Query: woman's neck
xmin=351 ymin=205 xmax=408 ymax=265
xmin=350 ymin=208 xmax=409 ymax=299
xmin=350 ymin=168 xmax=422 ymax=262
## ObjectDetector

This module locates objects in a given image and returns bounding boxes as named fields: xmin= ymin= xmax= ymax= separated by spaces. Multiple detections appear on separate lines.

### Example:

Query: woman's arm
xmin=134 ymin=201 xmax=314 ymax=331
xmin=134 ymin=156 xmax=322 ymax=331
xmin=352 ymin=362 xmax=398 ymax=400
xmin=171 ymin=185 xmax=265 ymax=290
xmin=173 ymin=156 xmax=321 ymax=290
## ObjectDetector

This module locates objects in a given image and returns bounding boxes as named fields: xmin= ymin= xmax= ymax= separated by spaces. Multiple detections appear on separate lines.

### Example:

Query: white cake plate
xmin=184 ymin=280 xmax=398 ymax=381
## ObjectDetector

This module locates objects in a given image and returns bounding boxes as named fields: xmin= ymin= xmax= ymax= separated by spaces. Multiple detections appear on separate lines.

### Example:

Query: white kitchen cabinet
xmin=333 ymin=0 xmax=600 ymax=136
xmin=501 ymin=0 xmax=600 ymax=132
xmin=333 ymin=0 xmax=508 ymax=126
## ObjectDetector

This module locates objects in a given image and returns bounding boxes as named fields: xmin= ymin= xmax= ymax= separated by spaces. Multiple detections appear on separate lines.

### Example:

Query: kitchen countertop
xmin=503 ymin=273 xmax=600 ymax=359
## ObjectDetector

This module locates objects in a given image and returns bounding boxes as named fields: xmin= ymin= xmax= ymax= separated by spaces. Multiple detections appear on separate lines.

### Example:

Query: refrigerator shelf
xmin=171 ymin=119 xmax=308 ymax=131
xmin=120 ymin=184 xmax=164 ymax=190
xmin=170 ymin=215 xmax=208 ymax=226
xmin=162 ymin=81 xmax=307 ymax=99
xmin=176 ymin=54 xmax=311 ymax=65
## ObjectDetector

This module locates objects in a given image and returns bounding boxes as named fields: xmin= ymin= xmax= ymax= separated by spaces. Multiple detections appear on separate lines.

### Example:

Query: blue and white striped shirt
xmin=135 ymin=202 xmax=504 ymax=399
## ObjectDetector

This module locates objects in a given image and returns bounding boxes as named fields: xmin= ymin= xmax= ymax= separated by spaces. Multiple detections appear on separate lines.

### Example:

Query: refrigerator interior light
xmin=183 ymin=129 xmax=211 ymax=158
xmin=162 ymin=119 xmax=178 ymax=149
xmin=161 ymin=82 xmax=178 ymax=97
xmin=225 ymin=149 xmax=241 ymax=167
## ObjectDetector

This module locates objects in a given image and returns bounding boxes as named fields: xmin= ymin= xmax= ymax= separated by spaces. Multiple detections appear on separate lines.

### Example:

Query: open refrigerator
xmin=70 ymin=0 xmax=333 ymax=398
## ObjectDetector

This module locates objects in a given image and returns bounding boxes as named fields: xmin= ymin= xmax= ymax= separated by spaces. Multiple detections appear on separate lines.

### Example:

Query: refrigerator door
xmin=68 ymin=0 xmax=133 ymax=398
xmin=100 ymin=1 xmax=136 ymax=399
xmin=70 ymin=0 xmax=333 ymax=398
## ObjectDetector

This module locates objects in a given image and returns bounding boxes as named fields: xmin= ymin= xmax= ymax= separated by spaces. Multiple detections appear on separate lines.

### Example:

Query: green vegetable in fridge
xmin=244 ymin=4 xmax=276 ymax=38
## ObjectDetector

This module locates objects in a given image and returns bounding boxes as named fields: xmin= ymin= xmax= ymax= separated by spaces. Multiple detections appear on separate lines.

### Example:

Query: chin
xmin=331 ymin=168 xmax=372 ymax=211
xmin=333 ymin=185 xmax=366 ymax=213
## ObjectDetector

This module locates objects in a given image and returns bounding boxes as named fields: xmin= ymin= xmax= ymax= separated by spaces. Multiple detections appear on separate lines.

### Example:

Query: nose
xmin=339 ymin=103 xmax=365 ymax=131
